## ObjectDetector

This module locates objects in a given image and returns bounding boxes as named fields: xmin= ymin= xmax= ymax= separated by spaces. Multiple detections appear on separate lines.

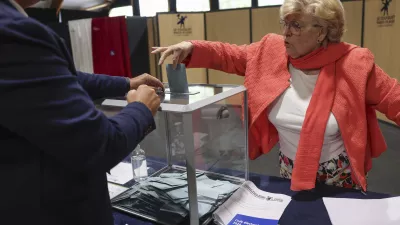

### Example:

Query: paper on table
xmin=106 ymin=162 xmax=133 ymax=185
xmin=323 ymin=196 xmax=400 ymax=225
xmin=213 ymin=181 xmax=291 ymax=225
xmin=108 ymin=183 xmax=129 ymax=199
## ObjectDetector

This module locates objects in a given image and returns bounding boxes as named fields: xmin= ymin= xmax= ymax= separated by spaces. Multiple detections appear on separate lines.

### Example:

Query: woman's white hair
xmin=280 ymin=0 xmax=345 ymax=42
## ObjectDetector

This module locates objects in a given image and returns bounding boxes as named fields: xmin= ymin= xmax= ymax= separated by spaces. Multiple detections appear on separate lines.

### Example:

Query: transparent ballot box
xmin=99 ymin=84 xmax=249 ymax=225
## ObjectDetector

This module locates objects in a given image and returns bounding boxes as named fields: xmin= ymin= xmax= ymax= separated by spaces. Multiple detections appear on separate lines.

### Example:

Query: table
xmin=112 ymin=171 xmax=392 ymax=225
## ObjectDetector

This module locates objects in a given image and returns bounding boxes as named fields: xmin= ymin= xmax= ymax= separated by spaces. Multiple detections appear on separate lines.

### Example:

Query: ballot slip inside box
xmin=111 ymin=169 xmax=242 ymax=225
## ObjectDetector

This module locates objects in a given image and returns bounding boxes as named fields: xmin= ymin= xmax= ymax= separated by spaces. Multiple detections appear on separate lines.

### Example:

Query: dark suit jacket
xmin=0 ymin=1 xmax=155 ymax=224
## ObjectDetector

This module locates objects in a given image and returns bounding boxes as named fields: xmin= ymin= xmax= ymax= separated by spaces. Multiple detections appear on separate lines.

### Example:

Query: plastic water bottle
xmin=131 ymin=145 xmax=148 ymax=182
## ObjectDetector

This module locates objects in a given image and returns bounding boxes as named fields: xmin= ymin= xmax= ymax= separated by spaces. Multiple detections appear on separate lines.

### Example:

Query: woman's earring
xmin=317 ymin=39 xmax=321 ymax=43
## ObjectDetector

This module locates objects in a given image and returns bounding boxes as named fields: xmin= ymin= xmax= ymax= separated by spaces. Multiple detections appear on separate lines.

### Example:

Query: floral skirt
xmin=279 ymin=151 xmax=362 ymax=189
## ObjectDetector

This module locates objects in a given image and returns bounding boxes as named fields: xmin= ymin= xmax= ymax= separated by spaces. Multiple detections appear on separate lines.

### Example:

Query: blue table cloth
xmin=112 ymin=170 xmax=392 ymax=225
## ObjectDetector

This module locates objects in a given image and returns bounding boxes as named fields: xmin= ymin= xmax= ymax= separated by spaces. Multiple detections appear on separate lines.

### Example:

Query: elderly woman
xmin=152 ymin=0 xmax=400 ymax=193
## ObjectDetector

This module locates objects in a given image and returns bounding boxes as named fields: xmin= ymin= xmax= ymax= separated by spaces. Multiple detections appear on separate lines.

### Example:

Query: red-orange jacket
xmin=184 ymin=33 xmax=400 ymax=191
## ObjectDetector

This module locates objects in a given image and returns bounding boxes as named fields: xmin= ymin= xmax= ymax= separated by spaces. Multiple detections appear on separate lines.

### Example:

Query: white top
xmin=268 ymin=64 xmax=345 ymax=163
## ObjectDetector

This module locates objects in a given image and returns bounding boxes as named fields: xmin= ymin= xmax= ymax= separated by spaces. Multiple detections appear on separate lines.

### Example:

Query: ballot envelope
xmin=98 ymin=79 xmax=249 ymax=225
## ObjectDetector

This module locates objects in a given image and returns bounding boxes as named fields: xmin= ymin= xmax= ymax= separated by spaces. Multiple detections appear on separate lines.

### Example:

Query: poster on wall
xmin=158 ymin=13 xmax=206 ymax=83
xmin=173 ymin=14 xmax=193 ymax=36
xmin=364 ymin=0 xmax=399 ymax=125
xmin=377 ymin=0 xmax=395 ymax=27
xmin=205 ymin=9 xmax=250 ymax=85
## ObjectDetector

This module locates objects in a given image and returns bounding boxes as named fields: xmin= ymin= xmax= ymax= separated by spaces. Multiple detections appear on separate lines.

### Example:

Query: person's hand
xmin=126 ymin=85 xmax=160 ymax=116
xmin=130 ymin=73 xmax=164 ymax=90
xmin=151 ymin=41 xmax=194 ymax=69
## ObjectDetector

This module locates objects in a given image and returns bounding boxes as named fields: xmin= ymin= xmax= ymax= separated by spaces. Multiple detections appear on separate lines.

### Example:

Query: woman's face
xmin=282 ymin=13 xmax=326 ymax=58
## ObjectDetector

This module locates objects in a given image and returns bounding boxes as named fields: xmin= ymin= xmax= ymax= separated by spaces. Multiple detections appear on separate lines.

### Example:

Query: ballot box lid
xmin=101 ymin=84 xmax=246 ymax=113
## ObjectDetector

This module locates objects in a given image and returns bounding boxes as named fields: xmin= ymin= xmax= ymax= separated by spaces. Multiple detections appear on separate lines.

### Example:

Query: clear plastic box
xmin=99 ymin=84 xmax=249 ymax=225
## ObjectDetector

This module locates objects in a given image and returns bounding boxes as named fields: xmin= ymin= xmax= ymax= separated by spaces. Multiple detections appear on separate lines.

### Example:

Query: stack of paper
xmin=111 ymin=171 xmax=240 ymax=223
xmin=323 ymin=196 xmax=400 ymax=225
xmin=145 ymin=172 xmax=240 ymax=217
xmin=213 ymin=181 xmax=292 ymax=225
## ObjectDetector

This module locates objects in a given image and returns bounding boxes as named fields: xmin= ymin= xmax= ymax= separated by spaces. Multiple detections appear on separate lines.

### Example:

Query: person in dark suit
xmin=0 ymin=0 xmax=163 ymax=224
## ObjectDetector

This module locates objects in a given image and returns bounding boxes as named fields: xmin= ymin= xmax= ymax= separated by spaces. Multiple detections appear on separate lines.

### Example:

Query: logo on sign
xmin=173 ymin=14 xmax=192 ymax=36
xmin=377 ymin=0 xmax=395 ymax=27
xmin=243 ymin=185 xmax=284 ymax=202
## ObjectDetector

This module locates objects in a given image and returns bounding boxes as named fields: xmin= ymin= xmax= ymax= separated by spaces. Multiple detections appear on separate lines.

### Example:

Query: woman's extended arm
xmin=153 ymin=36 xmax=265 ymax=76
xmin=366 ymin=64 xmax=400 ymax=125
xmin=182 ymin=40 xmax=260 ymax=76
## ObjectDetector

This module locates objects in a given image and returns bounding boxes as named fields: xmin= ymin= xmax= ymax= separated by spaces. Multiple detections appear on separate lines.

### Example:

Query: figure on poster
xmin=381 ymin=0 xmax=392 ymax=16
xmin=177 ymin=14 xmax=188 ymax=28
